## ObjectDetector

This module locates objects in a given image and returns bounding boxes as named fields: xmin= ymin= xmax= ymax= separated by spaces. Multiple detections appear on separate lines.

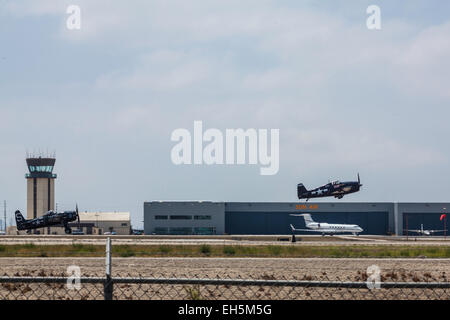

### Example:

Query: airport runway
xmin=1 ymin=235 xmax=450 ymax=246
xmin=1 ymin=257 xmax=449 ymax=281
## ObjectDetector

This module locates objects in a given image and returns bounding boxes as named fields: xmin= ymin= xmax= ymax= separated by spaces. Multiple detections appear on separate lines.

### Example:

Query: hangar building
xmin=144 ymin=201 xmax=449 ymax=236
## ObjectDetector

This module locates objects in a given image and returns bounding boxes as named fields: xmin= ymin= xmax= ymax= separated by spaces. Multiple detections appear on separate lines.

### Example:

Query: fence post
xmin=104 ymin=237 xmax=113 ymax=300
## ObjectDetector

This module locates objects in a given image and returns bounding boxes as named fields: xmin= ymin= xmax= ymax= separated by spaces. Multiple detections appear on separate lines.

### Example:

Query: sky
xmin=0 ymin=0 xmax=450 ymax=229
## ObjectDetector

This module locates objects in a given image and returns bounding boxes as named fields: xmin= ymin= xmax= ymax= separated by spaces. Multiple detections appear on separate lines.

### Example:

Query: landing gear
xmin=64 ymin=226 xmax=72 ymax=234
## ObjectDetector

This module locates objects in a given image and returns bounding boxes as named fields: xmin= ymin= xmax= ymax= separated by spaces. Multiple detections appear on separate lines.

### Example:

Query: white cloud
xmin=283 ymin=127 xmax=446 ymax=170
xmin=2 ymin=0 xmax=450 ymax=212
xmin=393 ymin=22 xmax=450 ymax=99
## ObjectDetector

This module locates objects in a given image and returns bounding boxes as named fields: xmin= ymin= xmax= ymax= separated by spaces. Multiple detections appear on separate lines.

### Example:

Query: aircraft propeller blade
xmin=76 ymin=204 xmax=80 ymax=227
xmin=358 ymin=173 xmax=362 ymax=186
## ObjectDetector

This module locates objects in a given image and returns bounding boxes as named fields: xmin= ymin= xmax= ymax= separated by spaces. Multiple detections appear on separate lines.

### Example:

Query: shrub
xmin=185 ymin=286 xmax=202 ymax=300
xmin=200 ymin=245 xmax=211 ymax=256
xmin=223 ymin=246 xmax=236 ymax=256
xmin=159 ymin=245 xmax=172 ymax=254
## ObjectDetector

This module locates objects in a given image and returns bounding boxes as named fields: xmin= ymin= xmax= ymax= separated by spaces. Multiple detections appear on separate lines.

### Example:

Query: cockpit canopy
xmin=331 ymin=180 xmax=340 ymax=185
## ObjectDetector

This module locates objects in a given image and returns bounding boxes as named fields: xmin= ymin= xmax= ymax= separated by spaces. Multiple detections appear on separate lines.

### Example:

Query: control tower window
xmin=30 ymin=166 xmax=54 ymax=173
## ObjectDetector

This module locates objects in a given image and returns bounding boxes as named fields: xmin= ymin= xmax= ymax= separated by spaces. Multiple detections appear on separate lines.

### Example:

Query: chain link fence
xmin=1 ymin=274 xmax=450 ymax=300
xmin=1 ymin=238 xmax=449 ymax=300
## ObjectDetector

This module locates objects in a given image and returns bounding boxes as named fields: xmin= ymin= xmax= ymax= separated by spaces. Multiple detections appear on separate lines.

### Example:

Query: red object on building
xmin=441 ymin=214 xmax=447 ymax=221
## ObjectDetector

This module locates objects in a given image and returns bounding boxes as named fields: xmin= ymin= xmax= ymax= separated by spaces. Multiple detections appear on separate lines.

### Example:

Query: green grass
xmin=158 ymin=245 xmax=172 ymax=254
xmin=0 ymin=244 xmax=449 ymax=258
xmin=267 ymin=245 xmax=282 ymax=256
xmin=223 ymin=246 xmax=236 ymax=256
xmin=114 ymin=245 xmax=136 ymax=257
xmin=70 ymin=244 xmax=96 ymax=253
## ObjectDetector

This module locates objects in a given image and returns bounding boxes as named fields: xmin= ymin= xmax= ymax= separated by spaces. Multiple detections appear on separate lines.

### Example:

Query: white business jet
xmin=290 ymin=214 xmax=363 ymax=236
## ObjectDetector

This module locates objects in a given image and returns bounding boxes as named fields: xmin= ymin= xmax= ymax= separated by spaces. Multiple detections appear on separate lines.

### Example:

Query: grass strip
xmin=0 ymin=244 xmax=450 ymax=258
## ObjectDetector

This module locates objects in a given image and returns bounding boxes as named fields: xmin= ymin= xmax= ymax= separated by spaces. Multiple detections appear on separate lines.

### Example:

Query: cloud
xmin=1 ymin=1 xmax=450 ymax=224
xmin=283 ymin=127 xmax=446 ymax=170
xmin=95 ymin=50 xmax=217 ymax=92
xmin=393 ymin=21 xmax=450 ymax=99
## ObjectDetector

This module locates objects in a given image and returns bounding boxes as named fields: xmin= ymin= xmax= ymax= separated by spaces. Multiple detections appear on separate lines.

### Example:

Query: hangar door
xmin=225 ymin=211 xmax=389 ymax=235
xmin=403 ymin=213 xmax=446 ymax=236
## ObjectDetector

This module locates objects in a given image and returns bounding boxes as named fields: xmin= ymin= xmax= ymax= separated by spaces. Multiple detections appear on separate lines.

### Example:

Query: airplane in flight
xmin=298 ymin=173 xmax=362 ymax=201
xmin=15 ymin=206 xmax=80 ymax=234
xmin=407 ymin=224 xmax=447 ymax=236
xmin=290 ymin=214 xmax=363 ymax=236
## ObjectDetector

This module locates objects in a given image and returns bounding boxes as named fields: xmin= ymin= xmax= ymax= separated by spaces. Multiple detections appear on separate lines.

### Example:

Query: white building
xmin=79 ymin=211 xmax=131 ymax=235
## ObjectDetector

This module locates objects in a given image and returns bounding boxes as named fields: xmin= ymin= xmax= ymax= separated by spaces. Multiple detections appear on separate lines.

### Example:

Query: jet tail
xmin=297 ymin=183 xmax=308 ymax=198
xmin=15 ymin=210 xmax=26 ymax=230
xmin=300 ymin=214 xmax=315 ymax=225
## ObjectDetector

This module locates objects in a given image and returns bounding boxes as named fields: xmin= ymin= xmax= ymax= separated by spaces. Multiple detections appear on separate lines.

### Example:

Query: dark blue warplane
xmin=15 ymin=206 xmax=80 ymax=234
xmin=298 ymin=174 xmax=362 ymax=201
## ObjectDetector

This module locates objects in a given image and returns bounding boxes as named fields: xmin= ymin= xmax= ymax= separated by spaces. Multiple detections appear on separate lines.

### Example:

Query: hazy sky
xmin=1 ymin=1 xmax=450 ymax=228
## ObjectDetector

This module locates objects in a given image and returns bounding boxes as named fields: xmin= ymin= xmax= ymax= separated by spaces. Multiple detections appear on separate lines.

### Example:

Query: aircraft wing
xmin=291 ymin=228 xmax=321 ymax=232
xmin=408 ymin=229 xmax=447 ymax=233
xmin=428 ymin=230 xmax=447 ymax=233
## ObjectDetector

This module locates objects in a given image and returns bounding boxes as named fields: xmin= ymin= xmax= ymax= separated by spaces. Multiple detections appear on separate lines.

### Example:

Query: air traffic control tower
xmin=26 ymin=155 xmax=57 ymax=221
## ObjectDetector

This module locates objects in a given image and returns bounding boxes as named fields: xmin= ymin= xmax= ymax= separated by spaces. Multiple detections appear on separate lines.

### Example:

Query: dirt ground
xmin=1 ymin=257 xmax=449 ymax=280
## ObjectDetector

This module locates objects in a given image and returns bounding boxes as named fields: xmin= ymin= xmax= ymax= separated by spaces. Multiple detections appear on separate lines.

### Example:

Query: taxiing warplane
xmin=290 ymin=214 xmax=363 ymax=236
xmin=15 ymin=206 xmax=80 ymax=234
xmin=407 ymin=224 xmax=447 ymax=236
xmin=298 ymin=173 xmax=362 ymax=201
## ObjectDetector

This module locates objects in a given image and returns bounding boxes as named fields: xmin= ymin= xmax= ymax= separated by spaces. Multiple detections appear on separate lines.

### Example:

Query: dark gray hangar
xmin=144 ymin=202 xmax=449 ymax=236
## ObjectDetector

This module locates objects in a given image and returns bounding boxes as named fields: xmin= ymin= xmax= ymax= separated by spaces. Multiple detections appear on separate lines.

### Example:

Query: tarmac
xmin=0 ymin=234 xmax=449 ymax=246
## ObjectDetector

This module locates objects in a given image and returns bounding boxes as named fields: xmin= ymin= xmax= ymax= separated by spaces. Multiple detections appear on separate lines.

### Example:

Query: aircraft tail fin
xmin=297 ymin=183 xmax=308 ymax=198
xmin=15 ymin=210 xmax=26 ymax=230
xmin=300 ymin=214 xmax=315 ymax=225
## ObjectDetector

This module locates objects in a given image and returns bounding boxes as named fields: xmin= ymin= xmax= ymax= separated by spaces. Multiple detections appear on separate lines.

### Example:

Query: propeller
xmin=76 ymin=204 xmax=80 ymax=230
xmin=358 ymin=173 xmax=362 ymax=187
